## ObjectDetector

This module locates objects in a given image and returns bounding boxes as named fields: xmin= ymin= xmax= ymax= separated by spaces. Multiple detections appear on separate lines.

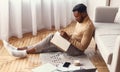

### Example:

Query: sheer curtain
xmin=0 ymin=0 xmax=87 ymax=41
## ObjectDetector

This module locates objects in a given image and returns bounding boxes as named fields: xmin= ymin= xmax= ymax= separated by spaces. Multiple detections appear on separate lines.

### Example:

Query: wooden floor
xmin=0 ymin=22 xmax=109 ymax=72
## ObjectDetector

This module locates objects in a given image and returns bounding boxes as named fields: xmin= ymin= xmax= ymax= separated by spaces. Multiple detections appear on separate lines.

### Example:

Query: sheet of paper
xmin=32 ymin=63 xmax=57 ymax=72
xmin=50 ymin=31 xmax=70 ymax=51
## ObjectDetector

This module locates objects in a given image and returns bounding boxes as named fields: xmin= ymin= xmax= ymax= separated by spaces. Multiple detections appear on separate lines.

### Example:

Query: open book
xmin=32 ymin=63 xmax=57 ymax=72
xmin=50 ymin=31 xmax=71 ymax=52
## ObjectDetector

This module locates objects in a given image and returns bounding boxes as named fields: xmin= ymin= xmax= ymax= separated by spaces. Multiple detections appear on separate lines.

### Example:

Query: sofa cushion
xmin=95 ymin=7 xmax=118 ymax=23
xmin=95 ymin=35 xmax=118 ymax=64
xmin=114 ymin=8 xmax=120 ymax=24
xmin=94 ymin=23 xmax=120 ymax=36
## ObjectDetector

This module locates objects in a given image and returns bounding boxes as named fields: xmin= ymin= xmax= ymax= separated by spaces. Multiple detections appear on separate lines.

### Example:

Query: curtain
xmin=0 ymin=0 xmax=87 ymax=41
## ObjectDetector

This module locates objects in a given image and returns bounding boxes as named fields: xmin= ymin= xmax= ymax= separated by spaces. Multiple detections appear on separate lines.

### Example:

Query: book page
xmin=32 ymin=63 xmax=57 ymax=72
xmin=50 ymin=31 xmax=71 ymax=52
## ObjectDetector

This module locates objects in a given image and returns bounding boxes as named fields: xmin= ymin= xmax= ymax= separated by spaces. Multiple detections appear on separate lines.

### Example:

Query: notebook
xmin=50 ymin=31 xmax=71 ymax=52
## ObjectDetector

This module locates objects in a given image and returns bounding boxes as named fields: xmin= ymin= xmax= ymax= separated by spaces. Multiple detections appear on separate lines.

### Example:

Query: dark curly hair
xmin=72 ymin=4 xmax=87 ymax=13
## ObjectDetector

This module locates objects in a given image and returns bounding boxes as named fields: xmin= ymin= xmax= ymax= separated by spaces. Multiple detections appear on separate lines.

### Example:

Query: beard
xmin=79 ymin=18 xmax=84 ymax=23
xmin=78 ymin=15 xmax=87 ymax=23
xmin=78 ymin=17 xmax=84 ymax=23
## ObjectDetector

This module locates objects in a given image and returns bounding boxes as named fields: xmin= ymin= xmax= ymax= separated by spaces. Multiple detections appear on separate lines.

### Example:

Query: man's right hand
xmin=60 ymin=31 xmax=70 ymax=40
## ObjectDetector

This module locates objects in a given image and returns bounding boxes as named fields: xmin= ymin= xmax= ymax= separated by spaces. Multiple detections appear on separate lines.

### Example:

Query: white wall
xmin=87 ymin=0 xmax=109 ymax=21
xmin=110 ymin=0 xmax=120 ymax=7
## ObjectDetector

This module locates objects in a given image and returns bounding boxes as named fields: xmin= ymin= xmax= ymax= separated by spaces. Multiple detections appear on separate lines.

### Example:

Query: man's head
xmin=72 ymin=4 xmax=87 ymax=23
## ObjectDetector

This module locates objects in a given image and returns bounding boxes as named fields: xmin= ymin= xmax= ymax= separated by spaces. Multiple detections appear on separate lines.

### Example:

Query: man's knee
xmin=47 ymin=33 xmax=54 ymax=38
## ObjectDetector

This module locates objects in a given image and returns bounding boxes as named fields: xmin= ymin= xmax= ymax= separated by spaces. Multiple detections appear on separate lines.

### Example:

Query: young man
xmin=3 ymin=4 xmax=95 ymax=58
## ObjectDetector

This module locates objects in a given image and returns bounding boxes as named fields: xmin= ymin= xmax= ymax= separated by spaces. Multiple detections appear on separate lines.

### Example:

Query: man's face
xmin=73 ymin=11 xmax=84 ymax=23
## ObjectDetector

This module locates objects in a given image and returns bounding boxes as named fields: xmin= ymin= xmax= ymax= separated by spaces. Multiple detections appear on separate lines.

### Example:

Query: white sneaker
xmin=3 ymin=40 xmax=27 ymax=58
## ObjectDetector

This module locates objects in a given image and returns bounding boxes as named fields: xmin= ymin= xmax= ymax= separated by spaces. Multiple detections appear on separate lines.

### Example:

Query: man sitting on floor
xmin=3 ymin=4 xmax=95 ymax=58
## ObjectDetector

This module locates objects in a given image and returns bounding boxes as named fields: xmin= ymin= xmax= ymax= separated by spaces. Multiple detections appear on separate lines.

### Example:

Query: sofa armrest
xmin=94 ymin=6 xmax=118 ymax=23
xmin=111 ymin=36 xmax=120 ymax=72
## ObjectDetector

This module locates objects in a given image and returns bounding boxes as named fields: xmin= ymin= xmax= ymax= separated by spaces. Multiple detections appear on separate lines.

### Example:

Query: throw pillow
xmin=114 ymin=8 xmax=120 ymax=24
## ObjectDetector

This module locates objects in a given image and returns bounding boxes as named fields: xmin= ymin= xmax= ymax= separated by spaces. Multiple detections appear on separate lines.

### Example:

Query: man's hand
xmin=60 ymin=31 xmax=70 ymax=40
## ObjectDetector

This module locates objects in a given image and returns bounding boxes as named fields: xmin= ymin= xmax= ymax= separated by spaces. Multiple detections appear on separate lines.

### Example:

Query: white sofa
xmin=94 ymin=6 xmax=120 ymax=72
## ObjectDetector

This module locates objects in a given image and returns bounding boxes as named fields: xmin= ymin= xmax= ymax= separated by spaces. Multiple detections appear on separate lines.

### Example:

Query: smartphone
xmin=63 ymin=62 xmax=71 ymax=67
